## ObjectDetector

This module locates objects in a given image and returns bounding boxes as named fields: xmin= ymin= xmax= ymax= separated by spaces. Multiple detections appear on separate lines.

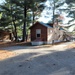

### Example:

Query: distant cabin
xmin=0 ymin=30 xmax=11 ymax=41
xmin=30 ymin=21 xmax=69 ymax=45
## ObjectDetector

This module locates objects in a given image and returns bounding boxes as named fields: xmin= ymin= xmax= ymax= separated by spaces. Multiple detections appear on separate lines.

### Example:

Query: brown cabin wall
xmin=30 ymin=23 xmax=47 ymax=41
xmin=0 ymin=31 xmax=11 ymax=40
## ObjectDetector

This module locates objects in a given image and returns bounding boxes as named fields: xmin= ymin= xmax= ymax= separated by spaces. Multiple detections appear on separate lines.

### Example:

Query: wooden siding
xmin=0 ymin=30 xmax=11 ymax=41
xmin=30 ymin=22 xmax=47 ymax=41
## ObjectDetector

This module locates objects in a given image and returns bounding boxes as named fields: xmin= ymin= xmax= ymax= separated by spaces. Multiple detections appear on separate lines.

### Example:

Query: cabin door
xmin=36 ymin=29 xmax=41 ymax=38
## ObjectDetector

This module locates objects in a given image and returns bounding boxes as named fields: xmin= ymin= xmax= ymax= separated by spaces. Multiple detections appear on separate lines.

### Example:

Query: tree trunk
xmin=12 ymin=19 xmax=18 ymax=41
xmin=22 ymin=1 xmax=27 ymax=42
xmin=32 ymin=11 xmax=35 ymax=25
xmin=52 ymin=0 xmax=55 ymax=44
xmin=10 ymin=3 xmax=17 ymax=41
xmin=53 ymin=0 xmax=55 ymax=25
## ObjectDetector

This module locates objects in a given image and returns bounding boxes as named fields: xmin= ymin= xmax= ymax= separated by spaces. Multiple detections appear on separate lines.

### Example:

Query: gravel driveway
xmin=0 ymin=42 xmax=75 ymax=75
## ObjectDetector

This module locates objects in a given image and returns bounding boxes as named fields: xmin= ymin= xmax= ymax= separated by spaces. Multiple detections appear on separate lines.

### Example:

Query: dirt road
xmin=0 ymin=42 xmax=75 ymax=75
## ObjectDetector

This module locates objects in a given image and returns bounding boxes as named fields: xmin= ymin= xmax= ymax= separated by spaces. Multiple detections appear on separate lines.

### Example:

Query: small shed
xmin=0 ymin=30 xmax=11 ymax=41
xmin=30 ymin=22 xmax=68 ymax=45
xmin=30 ymin=21 xmax=65 ymax=45
xmin=30 ymin=22 xmax=53 ymax=45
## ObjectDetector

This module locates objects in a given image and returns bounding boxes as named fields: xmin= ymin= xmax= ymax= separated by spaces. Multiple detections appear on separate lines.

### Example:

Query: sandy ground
xmin=0 ymin=41 xmax=75 ymax=75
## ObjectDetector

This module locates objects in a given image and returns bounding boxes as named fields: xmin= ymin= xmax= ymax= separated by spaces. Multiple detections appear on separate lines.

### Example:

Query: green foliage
xmin=0 ymin=0 xmax=45 ymax=41
xmin=66 ymin=0 xmax=75 ymax=4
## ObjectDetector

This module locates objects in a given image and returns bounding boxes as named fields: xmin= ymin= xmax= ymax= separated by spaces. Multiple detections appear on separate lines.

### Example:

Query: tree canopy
xmin=0 ymin=0 xmax=75 ymax=42
xmin=0 ymin=0 xmax=46 ymax=41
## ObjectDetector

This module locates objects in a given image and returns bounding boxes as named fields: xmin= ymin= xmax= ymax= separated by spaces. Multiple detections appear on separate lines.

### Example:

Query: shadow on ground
xmin=0 ymin=41 xmax=70 ymax=51
xmin=0 ymin=47 xmax=75 ymax=75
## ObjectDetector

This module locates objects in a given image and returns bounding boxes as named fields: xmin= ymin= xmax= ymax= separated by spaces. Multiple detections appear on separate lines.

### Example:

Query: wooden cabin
xmin=30 ymin=21 xmax=67 ymax=45
xmin=0 ymin=30 xmax=11 ymax=41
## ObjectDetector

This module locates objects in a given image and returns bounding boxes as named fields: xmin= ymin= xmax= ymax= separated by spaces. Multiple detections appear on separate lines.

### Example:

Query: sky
xmin=0 ymin=0 xmax=5 ymax=4
xmin=0 ymin=0 xmax=73 ymax=25
xmin=38 ymin=0 xmax=75 ymax=32
xmin=38 ymin=0 xmax=73 ymax=25
xmin=0 ymin=0 xmax=74 ymax=31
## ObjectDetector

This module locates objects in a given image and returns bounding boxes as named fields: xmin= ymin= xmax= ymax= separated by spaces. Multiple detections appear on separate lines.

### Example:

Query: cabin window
xmin=37 ymin=34 xmax=40 ymax=37
xmin=36 ymin=29 xmax=41 ymax=38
